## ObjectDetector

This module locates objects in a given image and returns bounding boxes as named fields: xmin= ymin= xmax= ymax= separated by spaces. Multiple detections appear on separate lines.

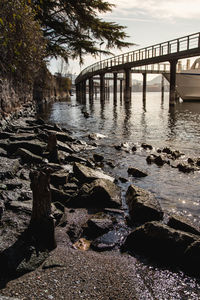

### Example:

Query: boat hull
xmin=164 ymin=72 xmax=200 ymax=101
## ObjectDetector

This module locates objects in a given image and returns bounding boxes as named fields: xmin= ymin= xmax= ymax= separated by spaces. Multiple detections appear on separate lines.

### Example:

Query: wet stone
xmin=168 ymin=214 xmax=200 ymax=236
xmin=127 ymin=167 xmax=148 ymax=178
xmin=177 ymin=163 xmax=195 ymax=173
xmin=16 ymin=148 xmax=43 ymax=164
xmin=83 ymin=218 xmax=114 ymax=239
xmin=91 ymin=228 xmax=127 ymax=251
xmin=126 ymin=184 xmax=163 ymax=224
xmin=93 ymin=153 xmax=104 ymax=162
xmin=73 ymin=162 xmax=115 ymax=183
xmin=141 ymin=143 xmax=153 ymax=150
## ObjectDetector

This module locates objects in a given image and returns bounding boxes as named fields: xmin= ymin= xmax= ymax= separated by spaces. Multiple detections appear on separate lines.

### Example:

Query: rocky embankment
xmin=0 ymin=105 xmax=200 ymax=298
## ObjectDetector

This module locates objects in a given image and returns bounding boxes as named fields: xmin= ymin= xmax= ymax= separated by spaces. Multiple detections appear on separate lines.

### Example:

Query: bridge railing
xmin=77 ymin=32 xmax=200 ymax=81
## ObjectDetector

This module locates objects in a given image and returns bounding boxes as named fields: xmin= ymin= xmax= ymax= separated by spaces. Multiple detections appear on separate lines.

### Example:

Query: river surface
xmin=37 ymin=91 xmax=200 ymax=299
xmin=38 ymin=91 xmax=200 ymax=226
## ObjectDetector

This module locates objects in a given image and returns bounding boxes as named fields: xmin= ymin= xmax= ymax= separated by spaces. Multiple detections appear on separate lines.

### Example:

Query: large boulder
xmin=69 ymin=178 xmax=121 ymax=208
xmin=127 ymin=167 xmax=148 ymax=177
xmin=168 ymin=214 xmax=200 ymax=236
xmin=83 ymin=217 xmax=114 ymax=239
xmin=73 ymin=162 xmax=115 ymax=183
xmin=122 ymin=221 xmax=198 ymax=265
xmin=126 ymin=185 xmax=163 ymax=224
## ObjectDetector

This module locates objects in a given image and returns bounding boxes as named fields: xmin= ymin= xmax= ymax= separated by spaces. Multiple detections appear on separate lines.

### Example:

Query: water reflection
xmin=37 ymin=91 xmax=200 ymax=224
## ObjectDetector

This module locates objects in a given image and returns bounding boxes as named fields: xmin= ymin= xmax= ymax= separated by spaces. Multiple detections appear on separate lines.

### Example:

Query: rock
xmin=57 ymin=141 xmax=74 ymax=154
xmin=0 ymin=200 xmax=4 ymax=220
xmin=0 ymin=158 xmax=20 ymax=180
xmin=7 ymin=140 xmax=46 ymax=156
xmin=119 ymin=177 xmax=128 ymax=183
xmin=146 ymin=154 xmax=156 ymax=164
xmin=126 ymin=184 xmax=163 ymax=224
xmin=73 ymin=238 xmax=91 ymax=251
xmin=83 ymin=217 xmax=114 ymax=239
xmin=7 ymin=200 xmax=32 ymax=214
xmin=0 ymin=147 xmax=7 ymax=157
xmin=141 ymin=143 xmax=153 ymax=150
xmin=114 ymin=145 xmax=121 ymax=150
xmin=184 ymin=241 xmax=200 ymax=275
xmin=50 ymin=185 xmax=69 ymax=205
xmin=168 ymin=214 xmax=200 ymax=236
xmin=88 ymin=133 xmax=107 ymax=140
xmin=177 ymin=163 xmax=195 ymax=173
xmin=127 ymin=167 xmax=148 ymax=177
xmin=93 ymin=153 xmax=104 ymax=162
xmin=196 ymin=158 xmax=200 ymax=166
xmin=46 ymin=130 xmax=75 ymax=143
xmin=188 ymin=157 xmax=195 ymax=164
xmin=162 ymin=147 xmax=183 ymax=159
xmin=50 ymin=170 xmax=69 ymax=187
xmin=154 ymin=155 xmax=169 ymax=166
xmin=73 ymin=162 xmax=115 ymax=183
xmin=106 ymin=161 xmax=115 ymax=168
xmin=16 ymin=148 xmax=43 ymax=164
xmin=71 ymin=178 xmax=121 ymax=208
xmin=91 ymin=228 xmax=127 ymax=251
xmin=122 ymin=221 xmax=198 ymax=264
xmin=65 ymin=154 xmax=87 ymax=164
xmin=0 ymin=296 xmax=20 ymax=300
xmin=9 ymin=133 xmax=36 ymax=141
xmin=132 ymin=145 xmax=137 ymax=152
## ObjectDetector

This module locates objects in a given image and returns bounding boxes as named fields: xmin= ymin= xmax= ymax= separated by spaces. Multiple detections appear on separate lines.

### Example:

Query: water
xmin=37 ymin=91 xmax=200 ymax=298
xmin=38 ymin=91 xmax=200 ymax=225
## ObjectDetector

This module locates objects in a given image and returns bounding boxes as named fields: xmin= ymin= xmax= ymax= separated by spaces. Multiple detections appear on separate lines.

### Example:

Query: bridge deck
xmin=76 ymin=32 xmax=200 ymax=84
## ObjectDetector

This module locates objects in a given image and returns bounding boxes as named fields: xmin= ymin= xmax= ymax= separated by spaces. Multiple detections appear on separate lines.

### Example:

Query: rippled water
xmin=37 ymin=91 xmax=200 ymax=298
xmin=38 ymin=91 xmax=200 ymax=225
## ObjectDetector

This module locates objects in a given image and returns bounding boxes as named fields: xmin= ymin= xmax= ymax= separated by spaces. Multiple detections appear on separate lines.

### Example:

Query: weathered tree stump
xmin=47 ymin=133 xmax=60 ymax=163
xmin=29 ymin=169 xmax=56 ymax=250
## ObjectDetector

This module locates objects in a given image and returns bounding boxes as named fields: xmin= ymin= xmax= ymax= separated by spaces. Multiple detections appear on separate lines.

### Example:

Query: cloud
xmin=102 ymin=0 xmax=200 ymax=21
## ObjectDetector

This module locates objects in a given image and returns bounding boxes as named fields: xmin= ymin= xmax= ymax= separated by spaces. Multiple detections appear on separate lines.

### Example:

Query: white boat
xmin=164 ymin=58 xmax=200 ymax=101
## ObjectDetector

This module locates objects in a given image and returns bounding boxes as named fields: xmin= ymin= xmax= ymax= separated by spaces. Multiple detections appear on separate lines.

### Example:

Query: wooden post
xmin=169 ymin=60 xmax=177 ymax=106
xmin=47 ymin=134 xmax=59 ymax=163
xmin=30 ymin=170 xmax=56 ymax=250
xmin=120 ymin=79 xmax=123 ymax=101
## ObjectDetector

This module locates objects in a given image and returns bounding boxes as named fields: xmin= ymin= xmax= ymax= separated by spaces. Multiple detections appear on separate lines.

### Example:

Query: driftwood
xmin=30 ymin=169 xmax=56 ymax=250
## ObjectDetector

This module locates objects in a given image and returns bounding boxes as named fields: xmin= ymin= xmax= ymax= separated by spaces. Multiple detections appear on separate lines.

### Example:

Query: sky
xmin=49 ymin=0 xmax=200 ymax=75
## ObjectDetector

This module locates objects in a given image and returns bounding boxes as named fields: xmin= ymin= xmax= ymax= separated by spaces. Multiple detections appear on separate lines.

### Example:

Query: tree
xmin=0 ymin=0 xmax=46 ymax=83
xmin=30 ymin=0 xmax=133 ymax=63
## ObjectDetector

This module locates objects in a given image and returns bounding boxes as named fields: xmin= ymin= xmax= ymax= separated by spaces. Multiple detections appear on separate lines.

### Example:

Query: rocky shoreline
xmin=0 ymin=104 xmax=200 ymax=299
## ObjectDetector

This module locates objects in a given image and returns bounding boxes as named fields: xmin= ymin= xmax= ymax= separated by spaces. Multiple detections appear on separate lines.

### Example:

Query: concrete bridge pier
xmin=89 ymin=78 xmax=94 ymax=102
xmin=100 ymin=73 xmax=105 ymax=102
xmin=113 ymin=72 xmax=118 ymax=102
xmin=142 ymin=73 xmax=147 ymax=103
xmin=169 ymin=59 xmax=178 ymax=106
xmin=124 ymin=68 xmax=132 ymax=102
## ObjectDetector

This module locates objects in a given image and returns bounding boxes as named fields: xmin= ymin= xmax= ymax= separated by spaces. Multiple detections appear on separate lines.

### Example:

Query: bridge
xmin=75 ymin=32 xmax=200 ymax=104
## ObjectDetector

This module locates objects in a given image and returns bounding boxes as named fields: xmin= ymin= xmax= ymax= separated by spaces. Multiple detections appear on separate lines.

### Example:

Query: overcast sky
xmin=49 ymin=0 xmax=200 ymax=75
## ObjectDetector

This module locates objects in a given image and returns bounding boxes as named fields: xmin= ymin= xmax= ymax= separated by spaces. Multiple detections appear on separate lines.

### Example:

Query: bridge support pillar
xmin=100 ymin=73 xmax=105 ymax=101
xmin=89 ymin=78 xmax=94 ymax=102
xmin=120 ymin=79 xmax=123 ymax=101
xmin=124 ymin=68 xmax=132 ymax=102
xmin=81 ymin=80 xmax=86 ymax=103
xmin=161 ymin=75 xmax=164 ymax=103
xmin=113 ymin=72 xmax=117 ymax=102
xmin=142 ymin=73 xmax=147 ymax=102
xmin=169 ymin=60 xmax=178 ymax=106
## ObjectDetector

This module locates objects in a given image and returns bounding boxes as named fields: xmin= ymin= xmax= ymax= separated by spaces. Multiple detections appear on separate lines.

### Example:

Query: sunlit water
xmin=37 ymin=91 xmax=200 ymax=298
xmin=38 ymin=91 xmax=200 ymax=225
